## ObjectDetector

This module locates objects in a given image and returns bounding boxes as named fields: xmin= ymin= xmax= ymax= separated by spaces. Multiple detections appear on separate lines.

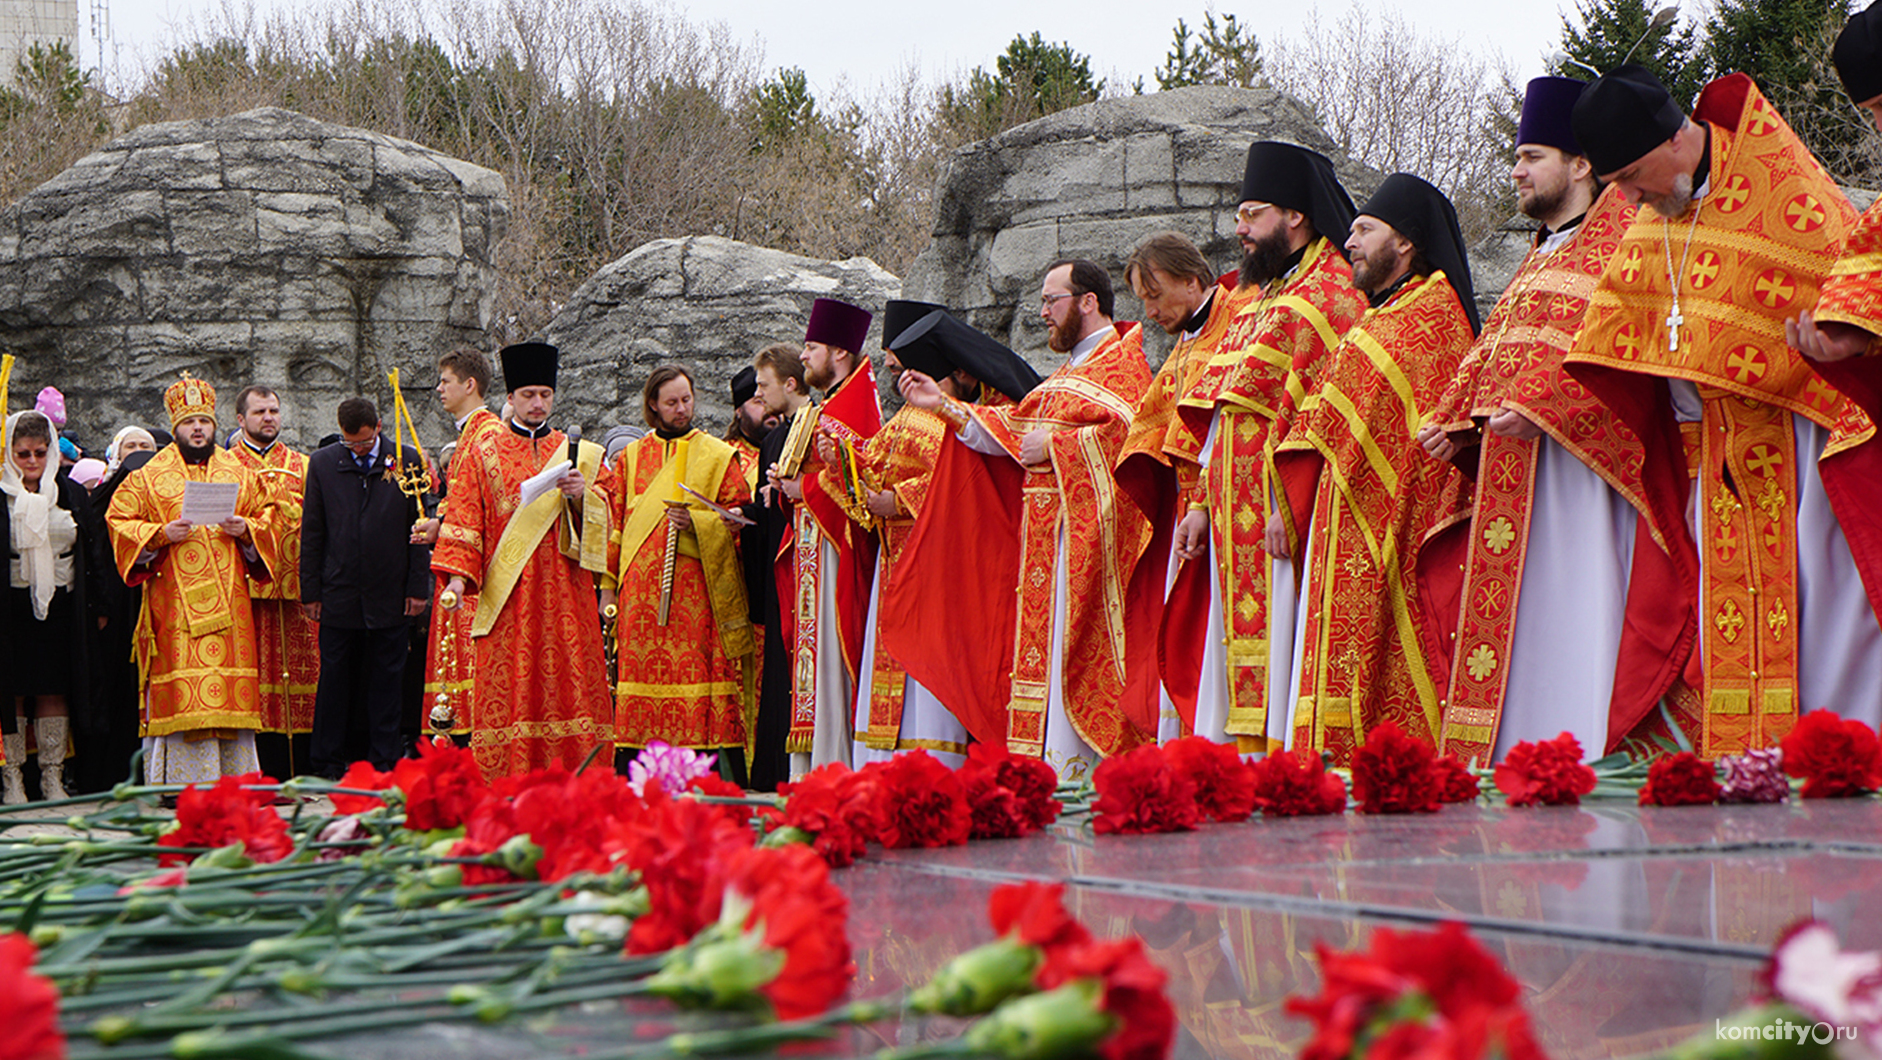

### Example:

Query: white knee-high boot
xmin=2 ymin=731 xmax=25 ymax=805
xmin=35 ymin=716 xmax=68 ymax=801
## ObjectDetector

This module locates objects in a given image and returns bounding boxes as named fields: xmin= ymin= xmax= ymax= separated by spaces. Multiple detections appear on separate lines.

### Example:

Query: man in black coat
xmin=300 ymin=397 xmax=432 ymax=776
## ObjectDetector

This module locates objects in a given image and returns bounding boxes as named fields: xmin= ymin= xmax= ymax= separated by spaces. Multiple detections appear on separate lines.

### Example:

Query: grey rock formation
xmin=544 ymin=235 xmax=899 ymax=433
xmin=901 ymin=85 xmax=1383 ymax=365
xmin=0 ymin=107 xmax=507 ymax=451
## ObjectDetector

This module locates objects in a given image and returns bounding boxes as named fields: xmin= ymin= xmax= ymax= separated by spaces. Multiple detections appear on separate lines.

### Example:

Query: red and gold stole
xmin=1566 ymin=73 xmax=1866 ymax=756
xmin=1429 ymin=188 xmax=1690 ymax=762
xmin=425 ymin=407 xmax=501 ymax=734
xmin=1177 ymin=239 xmax=1366 ymax=743
xmin=858 ymin=405 xmax=950 ymax=750
xmin=1115 ymin=280 xmax=1259 ymax=735
xmin=1275 ymin=273 xmax=1476 ymax=762
xmin=787 ymin=364 xmax=881 ymax=753
xmin=231 ymin=441 xmax=318 ymax=734
xmin=936 ymin=323 xmax=1156 ymax=757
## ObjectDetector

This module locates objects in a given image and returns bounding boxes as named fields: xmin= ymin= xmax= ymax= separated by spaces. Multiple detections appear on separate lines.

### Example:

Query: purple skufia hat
xmin=1517 ymin=76 xmax=1588 ymax=157
xmin=804 ymin=298 xmax=873 ymax=354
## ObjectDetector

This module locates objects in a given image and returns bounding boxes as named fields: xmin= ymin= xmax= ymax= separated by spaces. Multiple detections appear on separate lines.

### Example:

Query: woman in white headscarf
xmin=105 ymin=426 xmax=157 ymax=475
xmin=2 ymin=410 xmax=104 ymax=803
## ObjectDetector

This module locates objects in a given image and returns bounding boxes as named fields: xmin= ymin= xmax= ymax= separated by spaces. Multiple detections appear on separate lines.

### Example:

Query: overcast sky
xmin=88 ymin=0 xmax=1602 ymax=99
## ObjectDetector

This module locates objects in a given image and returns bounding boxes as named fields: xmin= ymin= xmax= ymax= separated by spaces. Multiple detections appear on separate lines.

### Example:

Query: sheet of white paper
xmin=680 ymin=482 xmax=754 ymax=527
xmin=180 ymin=481 xmax=239 ymax=525
xmin=518 ymin=459 xmax=572 ymax=510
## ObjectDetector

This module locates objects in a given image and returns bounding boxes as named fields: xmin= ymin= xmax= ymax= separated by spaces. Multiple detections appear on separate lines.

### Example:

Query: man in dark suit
xmin=300 ymin=397 xmax=432 ymax=776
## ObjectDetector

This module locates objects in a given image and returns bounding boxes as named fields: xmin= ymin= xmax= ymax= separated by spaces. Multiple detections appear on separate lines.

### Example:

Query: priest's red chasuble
xmin=1178 ymin=238 xmax=1367 ymax=742
xmin=604 ymin=429 xmax=754 ymax=749
xmin=1565 ymin=74 xmax=1874 ymax=756
xmin=231 ymin=441 xmax=319 ymax=736
xmin=105 ymin=446 xmax=279 ymax=737
xmin=433 ymin=427 xmax=615 ymax=780
xmin=1115 ymin=278 xmax=1258 ymax=735
xmin=1427 ymin=188 xmax=1695 ymax=760
xmin=1807 ymin=195 xmax=1882 ymax=623
xmin=781 ymin=364 xmax=881 ymax=753
xmin=730 ymin=436 xmax=764 ymax=493
xmin=1275 ymin=272 xmax=1477 ymax=764
xmin=856 ymin=404 xmax=949 ymax=750
xmin=882 ymin=324 xmax=1157 ymax=759
xmin=425 ymin=407 xmax=501 ymax=735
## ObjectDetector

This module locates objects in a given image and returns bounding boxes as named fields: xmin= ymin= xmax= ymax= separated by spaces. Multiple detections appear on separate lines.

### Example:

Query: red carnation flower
xmin=871 ymin=751 xmax=972 ymax=849
xmin=719 ymin=843 xmax=854 ymax=1020
xmin=780 ymin=763 xmax=881 ymax=867
xmin=329 ymin=761 xmax=393 ymax=815
xmin=509 ymin=769 xmax=645 ymax=882
xmin=1434 ymin=754 xmax=1480 ymax=803
xmin=989 ymin=880 xmax=1092 ymax=961
xmin=613 ymin=789 xmax=755 ymax=955
xmin=1037 ymin=936 xmax=1176 ymax=1060
xmin=1350 ymin=723 xmax=1441 ymax=814
xmin=965 ymin=742 xmax=1062 ymax=832
xmin=1092 ymin=745 xmax=1201 ymax=835
xmin=1638 ymin=752 xmax=1721 ymax=807
xmin=0 ymin=932 xmax=64 ymax=1060
xmin=157 ymin=773 xmax=292 ymax=868
xmin=1163 ymin=736 xmax=1257 ymax=822
xmin=1249 ymin=750 xmax=1347 ymax=816
xmin=391 ymin=736 xmax=489 ymax=831
xmin=448 ymin=794 xmax=525 ymax=885
xmin=686 ymin=774 xmax=754 ymax=827
xmin=1287 ymin=922 xmax=1544 ymax=1060
xmin=959 ymin=763 xmax=1030 ymax=840
xmin=1781 ymin=710 xmax=1882 ymax=798
xmin=1493 ymin=732 xmax=1597 ymax=807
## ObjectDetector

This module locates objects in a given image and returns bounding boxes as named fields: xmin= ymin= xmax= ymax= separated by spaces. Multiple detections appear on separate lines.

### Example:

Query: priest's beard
xmin=1047 ymin=312 xmax=1081 ymax=354
xmin=734 ymin=408 xmax=768 ymax=445
xmin=1239 ymin=228 xmax=1294 ymax=288
xmin=1349 ymin=244 xmax=1404 ymax=296
xmin=177 ymin=439 xmax=216 ymax=463
xmin=1644 ymin=172 xmax=1694 ymax=219
xmin=654 ymin=411 xmax=693 ymax=439
xmin=1519 ymin=179 xmax=1570 ymax=225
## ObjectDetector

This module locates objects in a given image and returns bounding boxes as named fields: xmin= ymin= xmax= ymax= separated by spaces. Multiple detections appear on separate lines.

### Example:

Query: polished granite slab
xmin=843 ymin=800 xmax=1882 ymax=1060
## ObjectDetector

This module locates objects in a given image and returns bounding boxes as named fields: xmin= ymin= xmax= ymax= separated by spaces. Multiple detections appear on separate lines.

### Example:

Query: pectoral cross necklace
xmin=1660 ymin=208 xmax=1702 ymax=354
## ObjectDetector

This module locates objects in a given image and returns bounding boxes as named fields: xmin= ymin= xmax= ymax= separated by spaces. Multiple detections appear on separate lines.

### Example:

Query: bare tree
xmin=1264 ymin=6 xmax=1514 ymax=243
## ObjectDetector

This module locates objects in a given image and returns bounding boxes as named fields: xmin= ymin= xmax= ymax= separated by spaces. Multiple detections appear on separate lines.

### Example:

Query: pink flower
xmin=1718 ymin=748 xmax=1789 ymax=804
xmin=628 ymin=741 xmax=719 ymax=796
xmin=1765 ymin=920 xmax=1882 ymax=1045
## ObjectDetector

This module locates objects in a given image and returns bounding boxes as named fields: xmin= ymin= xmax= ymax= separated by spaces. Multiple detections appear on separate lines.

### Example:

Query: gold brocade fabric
xmin=857 ymin=405 xmax=950 ymax=750
xmin=967 ymin=324 xmax=1155 ymax=758
xmin=424 ymin=407 xmax=501 ymax=734
xmin=104 ymin=446 xmax=278 ymax=738
xmin=1119 ymin=283 xmax=1260 ymax=500
xmin=231 ymin=443 xmax=319 ymax=734
xmin=432 ymin=427 xmax=616 ymax=780
xmin=1278 ymin=273 xmax=1478 ymax=764
xmin=1564 ymin=74 xmax=1863 ymax=755
xmin=1182 ymin=239 xmax=1367 ymax=737
xmin=604 ymin=430 xmax=753 ymax=750
xmin=1428 ymin=190 xmax=1645 ymax=762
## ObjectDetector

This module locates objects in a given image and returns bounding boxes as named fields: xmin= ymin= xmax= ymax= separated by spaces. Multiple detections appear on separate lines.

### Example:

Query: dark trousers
xmin=311 ymin=623 xmax=410 ymax=775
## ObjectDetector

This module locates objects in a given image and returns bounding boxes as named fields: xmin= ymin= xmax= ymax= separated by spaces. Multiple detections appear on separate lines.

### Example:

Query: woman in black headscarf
xmin=75 ymin=445 xmax=159 ymax=794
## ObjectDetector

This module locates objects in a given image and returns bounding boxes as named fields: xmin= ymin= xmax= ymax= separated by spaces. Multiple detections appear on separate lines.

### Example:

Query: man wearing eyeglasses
xmin=1178 ymin=143 xmax=1369 ymax=756
xmin=898 ymin=260 xmax=1157 ymax=779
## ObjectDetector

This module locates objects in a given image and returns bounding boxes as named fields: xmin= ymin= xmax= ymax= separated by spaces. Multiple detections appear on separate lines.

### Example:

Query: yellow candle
xmin=669 ymin=436 xmax=690 ymax=502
